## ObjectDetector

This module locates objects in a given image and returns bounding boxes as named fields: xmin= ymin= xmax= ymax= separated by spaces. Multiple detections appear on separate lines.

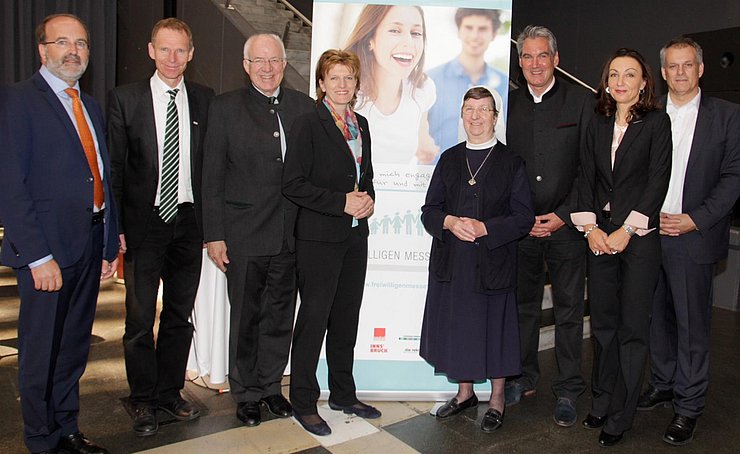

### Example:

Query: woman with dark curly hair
xmin=571 ymin=48 xmax=672 ymax=447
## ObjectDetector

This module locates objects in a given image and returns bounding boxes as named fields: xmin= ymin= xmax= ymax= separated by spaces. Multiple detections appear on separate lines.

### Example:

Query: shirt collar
xmin=666 ymin=88 xmax=701 ymax=112
xmin=466 ymin=136 xmax=497 ymax=150
xmin=528 ymin=77 xmax=556 ymax=103
xmin=253 ymin=84 xmax=281 ymax=99
xmin=151 ymin=71 xmax=185 ymax=98
xmin=40 ymin=65 xmax=80 ymax=95
xmin=450 ymin=58 xmax=495 ymax=81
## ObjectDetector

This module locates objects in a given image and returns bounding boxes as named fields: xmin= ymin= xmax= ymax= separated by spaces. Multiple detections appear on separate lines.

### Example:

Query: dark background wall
xmin=115 ymin=0 xmax=165 ymax=86
xmin=2 ymin=1 xmax=739 ymax=104
xmin=0 ymin=0 xmax=116 ymax=104
xmin=509 ymin=0 xmax=740 ymax=101
xmin=289 ymin=0 xmax=312 ymax=20
xmin=116 ymin=0 xmax=270 ymax=94
xmin=113 ymin=0 xmax=740 ymax=98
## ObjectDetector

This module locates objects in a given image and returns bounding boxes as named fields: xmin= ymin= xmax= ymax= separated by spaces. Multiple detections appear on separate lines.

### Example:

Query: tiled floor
xmin=1 ymin=269 xmax=739 ymax=453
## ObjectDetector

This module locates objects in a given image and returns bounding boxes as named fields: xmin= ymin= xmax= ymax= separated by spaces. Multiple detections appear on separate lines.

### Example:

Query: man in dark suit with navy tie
xmin=637 ymin=36 xmax=740 ymax=446
xmin=107 ymin=18 xmax=214 ymax=437
xmin=0 ymin=14 xmax=118 ymax=454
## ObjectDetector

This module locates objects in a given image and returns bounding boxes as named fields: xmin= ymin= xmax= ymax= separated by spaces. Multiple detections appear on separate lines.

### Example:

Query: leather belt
xmin=154 ymin=202 xmax=193 ymax=211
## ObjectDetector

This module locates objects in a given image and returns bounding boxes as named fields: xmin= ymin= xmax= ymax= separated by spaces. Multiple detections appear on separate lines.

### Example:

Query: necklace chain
xmin=465 ymin=146 xmax=494 ymax=186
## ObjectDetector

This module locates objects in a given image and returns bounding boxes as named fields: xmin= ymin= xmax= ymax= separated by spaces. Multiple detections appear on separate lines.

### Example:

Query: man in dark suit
xmin=202 ymin=33 xmax=313 ymax=427
xmin=0 ymin=14 xmax=118 ymax=454
xmin=505 ymin=25 xmax=593 ymax=427
xmin=638 ymin=36 xmax=740 ymax=446
xmin=108 ymin=18 xmax=214 ymax=437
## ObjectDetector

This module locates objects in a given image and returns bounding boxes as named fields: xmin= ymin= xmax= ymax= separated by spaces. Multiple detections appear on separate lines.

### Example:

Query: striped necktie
xmin=64 ymin=88 xmax=104 ymax=208
xmin=159 ymin=88 xmax=180 ymax=223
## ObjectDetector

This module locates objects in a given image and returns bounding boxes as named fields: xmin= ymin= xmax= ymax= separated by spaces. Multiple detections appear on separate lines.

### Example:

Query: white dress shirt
xmin=661 ymin=90 xmax=701 ymax=214
xmin=151 ymin=72 xmax=193 ymax=205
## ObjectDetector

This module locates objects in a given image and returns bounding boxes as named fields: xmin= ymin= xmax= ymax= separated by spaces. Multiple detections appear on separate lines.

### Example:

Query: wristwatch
xmin=622 ymin=224 xmax=636 ymax=237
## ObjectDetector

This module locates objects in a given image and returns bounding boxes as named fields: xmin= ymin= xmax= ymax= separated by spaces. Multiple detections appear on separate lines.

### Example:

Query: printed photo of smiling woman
xmin=345 ymin=4 xmax=438 ymax=165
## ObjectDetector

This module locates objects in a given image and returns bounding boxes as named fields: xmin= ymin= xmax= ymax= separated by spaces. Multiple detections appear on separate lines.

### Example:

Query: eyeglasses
xmin=41 ymin=39 xmax=89 ymax=50
xmin=245 ymin=57 xmax=285 ymax=67
xmin=462 ymin=106 xmax=496 ymax=117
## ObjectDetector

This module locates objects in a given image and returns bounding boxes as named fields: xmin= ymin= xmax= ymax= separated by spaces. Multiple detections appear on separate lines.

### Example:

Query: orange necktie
xmin=65 ymin=88 xmax=104 ymax=208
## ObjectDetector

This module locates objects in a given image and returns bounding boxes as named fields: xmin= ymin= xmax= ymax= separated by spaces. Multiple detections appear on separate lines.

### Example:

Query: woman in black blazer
xmin=282 ymin=49 xmax=378 ymax=436
xmin=571 ymin=49 xmax=672 ymax=447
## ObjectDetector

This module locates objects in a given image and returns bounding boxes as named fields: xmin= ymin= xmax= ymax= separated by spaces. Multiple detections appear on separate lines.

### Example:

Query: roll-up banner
xmin=311 ymin=0 xmax=514 ymax=400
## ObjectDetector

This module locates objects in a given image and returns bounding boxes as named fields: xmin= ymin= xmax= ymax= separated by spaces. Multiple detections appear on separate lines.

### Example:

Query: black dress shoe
xmin=294 ymin=413 xmax=331 ymax=436
xmin=663 ymin=414 xmax=697 ymax=446
xmin=637 ymin=386 xmax=673 ymax=411
xmin=582 ymin=414 xmax=607 ymax=429
xmin=598 ymin=430 xmax=623 ymax=447
xmin=58 ymin=432 xmax=109 ymax=454
xmin=236 ymin=401 xmax=261 ymax=426
xmin=328 ymin=400 xmax=381 ymax=419
xmin=480 ymin=408 xmax=504 ymax=433
xmin=260 ymin=394 xmax=293 ymax=418
xmin=133 ymin=406 xmax=158 ymax=437
xmin=435 ymin=394 xmax=479 ymax=419
xmin=159 ymin=396 xmax=201 ymax=421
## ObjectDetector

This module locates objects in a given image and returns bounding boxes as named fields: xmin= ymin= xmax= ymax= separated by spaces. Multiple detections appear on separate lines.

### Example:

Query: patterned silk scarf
xmin=323 ymin=98 xmax=363 ymax=167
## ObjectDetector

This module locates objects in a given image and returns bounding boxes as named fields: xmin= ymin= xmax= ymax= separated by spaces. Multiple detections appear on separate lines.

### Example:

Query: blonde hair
xmin=315 ymin=49 xmax=361 ymax=107
xmin=151 ymin=18 xmax=194 ymax=49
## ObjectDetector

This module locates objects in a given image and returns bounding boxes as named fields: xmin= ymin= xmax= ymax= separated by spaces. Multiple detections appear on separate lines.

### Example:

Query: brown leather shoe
xmin=159 ymin=396 xmax=201 ymax=421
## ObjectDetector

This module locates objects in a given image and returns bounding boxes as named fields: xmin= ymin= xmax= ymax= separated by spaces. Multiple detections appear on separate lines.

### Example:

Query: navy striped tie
xmin=159 ymin=89 xmax=179 ymax=223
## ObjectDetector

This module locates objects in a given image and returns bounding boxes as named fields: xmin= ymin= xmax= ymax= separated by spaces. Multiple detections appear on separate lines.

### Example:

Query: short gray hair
xmin=516 ymin=25 xmax=557 ymax=57
xmin=659 ymin=36 xmax=703 ymax=67
xmin=243 ymin=33 xmax=286 ymax=60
